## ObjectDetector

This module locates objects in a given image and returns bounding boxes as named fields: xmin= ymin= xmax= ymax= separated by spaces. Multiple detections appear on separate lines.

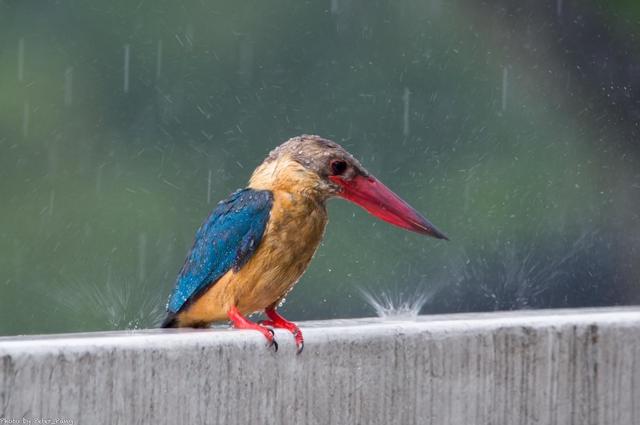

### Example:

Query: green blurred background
xmin=1 ymin=1 xmax=639 ymax=335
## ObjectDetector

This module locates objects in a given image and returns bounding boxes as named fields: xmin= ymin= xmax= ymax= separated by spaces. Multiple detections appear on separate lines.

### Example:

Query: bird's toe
xmin=259 ymin=319 xmax=275 ymax=328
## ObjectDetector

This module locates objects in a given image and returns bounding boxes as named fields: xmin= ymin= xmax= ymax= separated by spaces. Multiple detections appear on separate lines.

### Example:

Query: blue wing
xmin=167 ymin=188 xmax=273 ymax=314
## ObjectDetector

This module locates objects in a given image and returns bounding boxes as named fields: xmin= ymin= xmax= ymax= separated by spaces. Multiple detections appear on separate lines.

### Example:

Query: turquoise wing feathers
xmin=166 ymin=188 xmax=273 ymax=314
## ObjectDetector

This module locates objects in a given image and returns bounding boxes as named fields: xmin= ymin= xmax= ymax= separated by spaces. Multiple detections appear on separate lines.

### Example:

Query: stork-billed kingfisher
xmin=162 ymin=135 xmax=447 ymax=353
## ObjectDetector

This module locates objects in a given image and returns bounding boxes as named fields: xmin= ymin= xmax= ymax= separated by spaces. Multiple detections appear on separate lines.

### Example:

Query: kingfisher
xmin=161 ymin=135 xmax=447 ymax=353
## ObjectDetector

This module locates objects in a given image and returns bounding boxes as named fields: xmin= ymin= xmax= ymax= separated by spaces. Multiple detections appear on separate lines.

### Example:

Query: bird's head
xmin=249 ymin=135 xmax=448 ymax=240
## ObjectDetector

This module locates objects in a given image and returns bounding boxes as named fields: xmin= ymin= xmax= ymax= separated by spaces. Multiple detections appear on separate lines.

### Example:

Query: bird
xmin=161 ymin=135 xmax=447 ymax=353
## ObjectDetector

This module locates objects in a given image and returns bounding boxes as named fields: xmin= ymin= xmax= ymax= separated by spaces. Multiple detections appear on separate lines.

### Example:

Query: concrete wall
xmin=0 ymin=307 xmax=639 ymax=425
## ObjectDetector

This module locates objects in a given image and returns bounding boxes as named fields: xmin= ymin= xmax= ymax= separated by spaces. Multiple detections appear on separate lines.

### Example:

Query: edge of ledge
xmin=0 ymin=306 xmax=638 ymax=356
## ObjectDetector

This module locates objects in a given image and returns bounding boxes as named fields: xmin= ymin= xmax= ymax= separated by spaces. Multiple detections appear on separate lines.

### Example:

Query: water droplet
xmin=156 ymin=39 xmax=163 ymax=80
xmin=207 ymin=169 xmax=212 ymax=204
xmin=64 ymin=67 xmax=73 ymax=106
xmin=402 ymin=87 xmax=411 ymax=137
xmin=501 ymin=66 xmax=509 ymax=112
xmin=22 ymin=101 xmax=29 ymax=139
xmin=17 ymin=38 xmax=24 ymax=81
xmin=123 ymin=44 xmax=130 ymax=93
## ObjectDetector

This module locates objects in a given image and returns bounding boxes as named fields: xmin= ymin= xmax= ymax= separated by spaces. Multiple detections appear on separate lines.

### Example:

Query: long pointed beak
xmin=330 ymin=175 xmax=449 ymax=240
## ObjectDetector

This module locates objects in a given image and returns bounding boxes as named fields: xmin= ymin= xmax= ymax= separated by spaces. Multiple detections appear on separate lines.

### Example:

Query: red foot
xmin=261 ymin=308 xmax=304 ymax=354
xmin=227 ymin=306 xmax=278 ymax=352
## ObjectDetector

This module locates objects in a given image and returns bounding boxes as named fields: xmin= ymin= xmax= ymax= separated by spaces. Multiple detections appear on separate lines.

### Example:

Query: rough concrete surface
xmin=0 ymin=307 xmax=639 ymax=425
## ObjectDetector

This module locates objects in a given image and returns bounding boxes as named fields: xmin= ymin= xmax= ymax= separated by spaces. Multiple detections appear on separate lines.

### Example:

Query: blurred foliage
xmin=0 ymin=0 xmax=639 ymax=335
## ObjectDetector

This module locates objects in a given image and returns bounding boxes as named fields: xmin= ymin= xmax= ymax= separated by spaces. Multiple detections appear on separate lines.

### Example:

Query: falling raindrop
xmin=430 ymin=0 xmax=442 ymax=16
xmin=207 ymin=169 xmax=212 ymax=204
xmin=64 ymin=67 xmax=73 ymax=106
xmin=556 ymin=0 xmax=563 ymax=18
xmin=17 ymin=38 xmax=24 ymax=82
xmin=123 ymin=44 xmax=130 ymax=93
xmin=330 ymin=0 xmax=339 ymax=15
xmin=96 ymin=166 xmax=103 ymax=198
xmin=501 ymin=66 xmax=509 ymax=112
xmin=238 ymin=37 xmax=254 ymax=84
xmin=185 ymin=24 xmax=195 ymax=50
xmin=138 ymin=233 xmax=147 ymax=282
xmin=156 ymin=40 xmax=163 ymax=80
xmin=22 ymin=101 xmax=29 ymax=139
xmin=13 ymin=241 xmax=23 ymax=283
xmin=48 ymin=190 xmax=55 ymax=217
xmin=402 ymin=87 xmax=411 ymax=136
xmin=47 ymin=142 xmax=58 ymax=176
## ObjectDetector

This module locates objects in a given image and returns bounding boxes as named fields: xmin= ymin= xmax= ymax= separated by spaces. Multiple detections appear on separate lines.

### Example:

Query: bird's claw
xmin=226 ymin=306 xmax=279 ymax=353
xmin=262 ymin=326 xmax=278 ymax=352
xmin=290 ymin=328 xmax=304 ymax=354
xmin=262 ymin=309 xmax=304 ymax=354
xmin=262 ymin=322 xmax=300 ymax=353
xmin=269 ymin=338 xmax=279 ymax=352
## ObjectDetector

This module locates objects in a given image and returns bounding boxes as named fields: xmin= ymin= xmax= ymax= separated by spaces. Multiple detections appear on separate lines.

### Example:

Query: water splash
xmin=449 ymin=229 xmax=599 ymax=311
xmin=54 ymin=269 xmax=165 ymax=330
xmin=359 ymin=285 xmax=438 ymax=320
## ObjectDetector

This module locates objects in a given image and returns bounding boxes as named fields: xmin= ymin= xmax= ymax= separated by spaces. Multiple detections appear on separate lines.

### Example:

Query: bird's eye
xmin=330 ymin=160 xmax=348 ymax=176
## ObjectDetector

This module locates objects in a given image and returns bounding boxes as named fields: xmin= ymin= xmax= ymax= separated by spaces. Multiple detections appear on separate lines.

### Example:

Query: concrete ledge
xmin=1 ymin=307 xmax=639 ymax=424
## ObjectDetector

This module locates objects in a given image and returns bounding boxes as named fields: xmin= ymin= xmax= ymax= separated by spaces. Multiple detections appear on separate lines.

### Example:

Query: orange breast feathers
xmin=176 ymin=156 xmax=329 ymax=327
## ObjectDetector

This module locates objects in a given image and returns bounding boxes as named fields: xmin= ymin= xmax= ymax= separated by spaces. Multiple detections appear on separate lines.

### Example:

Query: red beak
xmin=330 ymin=175 xmax=448 ymax=240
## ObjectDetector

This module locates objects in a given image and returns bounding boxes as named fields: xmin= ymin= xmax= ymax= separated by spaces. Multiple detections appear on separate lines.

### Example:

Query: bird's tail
xmin=160 ymin=313 xmax=178 ymax=328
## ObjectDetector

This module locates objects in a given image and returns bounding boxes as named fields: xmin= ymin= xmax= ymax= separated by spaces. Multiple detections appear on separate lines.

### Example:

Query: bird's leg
xmin=260 ymin=308 xmax=304 ymax=354
xmin=227 ymin=306 xmax=278 ymax=352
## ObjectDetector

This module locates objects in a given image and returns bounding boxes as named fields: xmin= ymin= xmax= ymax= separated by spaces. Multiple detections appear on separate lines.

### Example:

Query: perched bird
xmin=161 ymin=135 xmax=447 ymax=353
